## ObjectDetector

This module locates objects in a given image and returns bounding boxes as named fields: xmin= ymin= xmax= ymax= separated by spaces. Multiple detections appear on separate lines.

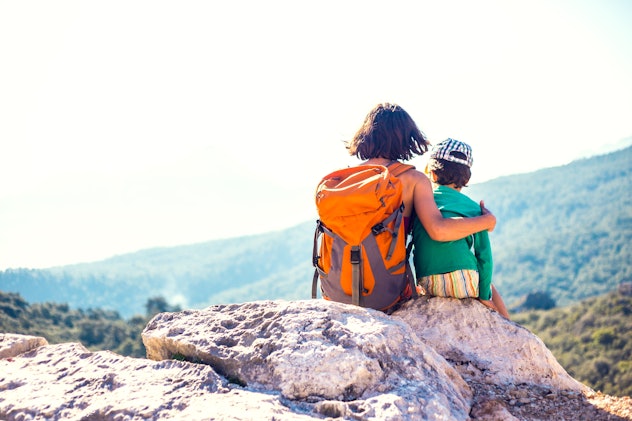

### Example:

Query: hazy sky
xmin=1 ymin=0 xmax=631 ymax=269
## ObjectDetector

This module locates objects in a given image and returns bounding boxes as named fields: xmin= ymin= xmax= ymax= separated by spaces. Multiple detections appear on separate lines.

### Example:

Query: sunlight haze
xmin=1 ymin=0 xmax=631 ymax=269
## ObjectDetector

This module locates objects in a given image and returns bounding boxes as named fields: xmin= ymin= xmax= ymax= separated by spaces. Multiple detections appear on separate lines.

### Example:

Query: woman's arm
xmin=412 ymin=173 xmax=496 ymax=241
xmin=479 ymin=200 xmax=496 ymax=232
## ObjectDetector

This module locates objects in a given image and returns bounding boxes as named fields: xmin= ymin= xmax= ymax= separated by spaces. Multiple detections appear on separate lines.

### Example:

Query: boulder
xmin=1 ymin=298 xmax=630 ymax=420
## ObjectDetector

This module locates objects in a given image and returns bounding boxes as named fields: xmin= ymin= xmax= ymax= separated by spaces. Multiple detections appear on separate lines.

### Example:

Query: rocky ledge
xmin=1 ymin=297 xmax=631 ymax=420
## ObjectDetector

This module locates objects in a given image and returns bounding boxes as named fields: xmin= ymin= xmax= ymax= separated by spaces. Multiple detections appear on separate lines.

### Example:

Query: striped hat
xmin=430 ymin=138 xmax=473 ymax=168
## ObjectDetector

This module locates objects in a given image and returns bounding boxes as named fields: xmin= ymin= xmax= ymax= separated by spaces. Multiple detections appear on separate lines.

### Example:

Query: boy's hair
xmin=428 ymin=154 xmax=472 ymax=189
xmin=346 ymin=103 xmax=429 ymax=161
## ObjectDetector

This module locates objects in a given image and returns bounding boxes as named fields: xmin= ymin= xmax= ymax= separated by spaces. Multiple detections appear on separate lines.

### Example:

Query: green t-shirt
xmin=411 ymin=185 xmax=493 ymax=300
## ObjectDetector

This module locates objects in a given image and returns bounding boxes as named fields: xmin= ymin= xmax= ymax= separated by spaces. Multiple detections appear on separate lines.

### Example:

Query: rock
xmin=392 ymin=296 xmax=589 ymax=392
xmin=0 ymin=340 xmax=315 ymax=420
xmin=1 ymin=298 xmax=631 ymax=420
xmin=142 ymin=299 xmax=473 ymax=419
xmin=470 ymin=399 xmax=519 ymax=421
xmin=0 ymin=333 xmax=48 ymax=358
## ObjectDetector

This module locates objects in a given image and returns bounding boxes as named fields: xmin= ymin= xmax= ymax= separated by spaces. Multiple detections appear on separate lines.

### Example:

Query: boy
xmin=411 ymin=138 xmax=510 ymax=319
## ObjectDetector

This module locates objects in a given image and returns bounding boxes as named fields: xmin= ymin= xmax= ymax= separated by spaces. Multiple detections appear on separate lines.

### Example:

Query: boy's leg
xmin=491 ymin=284 xmax=510 ymax=319
xmin=478 ymin=299 xmax=499 ymax=314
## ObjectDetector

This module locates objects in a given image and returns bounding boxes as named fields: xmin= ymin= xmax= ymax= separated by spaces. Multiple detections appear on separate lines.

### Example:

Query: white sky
xmin=1 ymin=0 xmax=631 ymax=269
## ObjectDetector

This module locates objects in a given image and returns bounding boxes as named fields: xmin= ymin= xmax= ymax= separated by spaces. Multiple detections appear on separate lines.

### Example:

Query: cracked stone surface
xmin=2 ymin=298 xmax=631 ymax=420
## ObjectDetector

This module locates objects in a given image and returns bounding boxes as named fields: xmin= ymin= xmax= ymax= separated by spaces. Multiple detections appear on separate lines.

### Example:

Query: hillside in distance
xmin=465 ymin=144 xmax=631 ymax=306
xmin=1 ymin=146 xmax=631 ymax=318
xmin=0 ymin=224 xmax=313 ymax=318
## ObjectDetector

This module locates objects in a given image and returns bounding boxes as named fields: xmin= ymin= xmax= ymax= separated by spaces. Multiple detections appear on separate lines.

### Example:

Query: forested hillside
xmin=1 ymin=146 xmax=630 ymax=317
xmin=0 ymin=291 xmax=179 ymax=358
xmin=466 ymin=145 xmax=631 ymax=307
xmin=0 ymin=223 xmax=313 ymax=317
xmin=514 ymin=283 xmax=632 ymax=397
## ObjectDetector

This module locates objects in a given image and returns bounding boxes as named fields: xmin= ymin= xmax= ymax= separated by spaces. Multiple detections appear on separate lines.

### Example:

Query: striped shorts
xmin=417 ymin=269 xmax=479 ymax=299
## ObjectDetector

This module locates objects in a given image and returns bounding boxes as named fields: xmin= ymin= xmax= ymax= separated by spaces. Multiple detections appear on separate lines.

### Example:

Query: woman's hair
xmin=428 ymin=154 xmax=472 ymax=189
xmin=346 ymin=103 xmax=429 ymax=160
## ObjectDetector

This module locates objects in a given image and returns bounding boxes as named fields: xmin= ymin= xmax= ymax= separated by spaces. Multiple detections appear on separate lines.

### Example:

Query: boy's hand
xmin=480 ymin=200 xmax=496 ymax=232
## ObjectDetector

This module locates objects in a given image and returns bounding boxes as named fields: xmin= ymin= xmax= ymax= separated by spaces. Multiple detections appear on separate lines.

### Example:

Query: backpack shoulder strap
xmin=388 ymin=161 xmax=419 ymax=303
xmin=387 ymin=162 xmax=415 ymax=177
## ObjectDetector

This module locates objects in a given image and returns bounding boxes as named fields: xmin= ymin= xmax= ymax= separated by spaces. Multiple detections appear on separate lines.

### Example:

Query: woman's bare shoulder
xmin=397 ymin=167 xmax=431 ymax=203
xmin=398 ymin=166 xmax=429 ymax=184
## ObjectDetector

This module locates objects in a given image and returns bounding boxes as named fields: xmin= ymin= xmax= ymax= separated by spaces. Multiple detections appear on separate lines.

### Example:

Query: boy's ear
xmin=424 ymin=164 xmax=438 ymax=182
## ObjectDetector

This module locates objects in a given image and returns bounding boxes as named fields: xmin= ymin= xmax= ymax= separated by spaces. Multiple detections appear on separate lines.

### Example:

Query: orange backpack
xmin=312 ymin=162 xmax=417 ymax=312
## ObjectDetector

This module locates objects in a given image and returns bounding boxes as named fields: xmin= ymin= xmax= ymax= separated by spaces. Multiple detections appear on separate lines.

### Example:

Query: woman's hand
xmin=479 ymin=200 xmax=496 ymax=232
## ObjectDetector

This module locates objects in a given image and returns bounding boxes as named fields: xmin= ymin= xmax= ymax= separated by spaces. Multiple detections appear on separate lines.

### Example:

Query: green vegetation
xmin=0 ymin=292 xmax=179 ymax=358
xmin=0 ymin=222 xmax=314 ymax=318
xmin=466 ymin=145 xmax=632 ymax=308
xmin=513 ymin=283 xmax=632 ymax=397
xmin=513 ymin=290 xmax=557 ymax=311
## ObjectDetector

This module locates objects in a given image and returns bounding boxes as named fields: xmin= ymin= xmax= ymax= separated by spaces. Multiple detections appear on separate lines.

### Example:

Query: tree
xmin=145 ymin=296 xmax=180 ymax=317
xmin=521 ymin=291 xmax=556 ymax=310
